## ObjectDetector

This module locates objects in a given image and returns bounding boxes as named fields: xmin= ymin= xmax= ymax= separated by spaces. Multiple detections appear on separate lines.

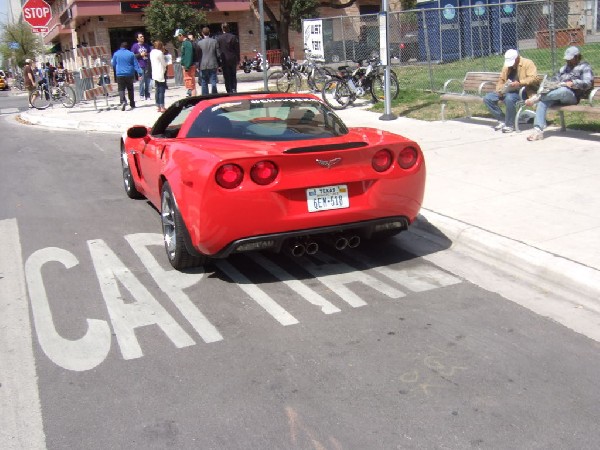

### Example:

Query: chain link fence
xmin=310 ymin=0 xmax=599 ymax=92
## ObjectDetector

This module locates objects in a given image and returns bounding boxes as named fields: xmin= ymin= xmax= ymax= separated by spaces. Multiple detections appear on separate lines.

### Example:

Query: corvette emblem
xmin=316 ymin=157 xmax=342 ymax=169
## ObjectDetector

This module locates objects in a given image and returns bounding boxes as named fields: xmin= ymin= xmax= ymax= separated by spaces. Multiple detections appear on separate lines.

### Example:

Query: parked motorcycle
xmin=321 ymin=57 xmax=399 ymax=110
xmin=240 ymin=50 xmax=270 ymax=73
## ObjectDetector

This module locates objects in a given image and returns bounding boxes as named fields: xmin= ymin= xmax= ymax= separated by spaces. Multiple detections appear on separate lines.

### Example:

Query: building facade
xmin=39 ymin=0 xmax=388 ymax=70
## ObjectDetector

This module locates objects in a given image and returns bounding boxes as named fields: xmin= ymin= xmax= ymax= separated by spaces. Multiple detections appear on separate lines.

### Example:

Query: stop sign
xmin=22 ymin=0 xmax=52 ymax=30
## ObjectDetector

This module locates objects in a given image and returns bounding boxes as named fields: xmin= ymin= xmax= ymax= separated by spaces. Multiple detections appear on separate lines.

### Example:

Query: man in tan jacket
xmin=483 ymin=49 xmax=539 ymax=133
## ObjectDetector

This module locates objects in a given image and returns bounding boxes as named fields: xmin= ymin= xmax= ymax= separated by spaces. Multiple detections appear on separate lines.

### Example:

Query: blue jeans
xmin=154 ymin=81 xmax=166 ymax=107
xmin=533 ymin=87 xmax=577 ymax=130
xmin=199 ymin=68 xmax=218 ymax=95
xmin=138 ymin=72 xmax=151 ymax=99
xmin=483 ymin=91 xmax=522 ymax=127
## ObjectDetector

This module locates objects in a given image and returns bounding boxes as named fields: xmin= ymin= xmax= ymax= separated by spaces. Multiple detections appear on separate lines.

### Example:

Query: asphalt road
xmin=2 ymin=103 xmax=600 ymax=450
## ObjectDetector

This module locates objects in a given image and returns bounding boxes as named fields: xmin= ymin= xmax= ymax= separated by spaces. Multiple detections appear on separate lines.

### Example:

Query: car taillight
xmin=250 ymin=160 xmax=279 ymax=185
xmin=216 ymin=164 xmax=244 ymax=189
xmin=398 ymin=146 xmax=419 ymax=169
xmin=372 ymin=149 xmax=393 ymax=172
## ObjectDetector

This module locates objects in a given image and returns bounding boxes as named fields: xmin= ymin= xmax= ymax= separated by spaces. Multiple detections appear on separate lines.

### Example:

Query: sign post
xmin=22 ymin=0 xmax=52 ymax=34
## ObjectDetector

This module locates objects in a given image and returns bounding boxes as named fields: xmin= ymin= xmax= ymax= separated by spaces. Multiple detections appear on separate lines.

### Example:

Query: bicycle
xmin=29 ymin=79 xmax=77 ymax=110
xmin=267 ymin=56 xmax=302 ymax=93
xmin=321 ymin=57 xmax=399 ymax=110
xmin=267 ymin=50 xmax=336 ymax=93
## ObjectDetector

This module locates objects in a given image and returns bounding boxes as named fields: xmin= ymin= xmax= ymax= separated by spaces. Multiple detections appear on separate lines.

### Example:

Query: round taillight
xmin=398 ymin=146 xmax=419 ymax=169
xmin=250 ymin=160 xmax=279 ymax=185
xmin=372 ymin=149 xmax=393 ymax=172
xmin=216 ymin=164 xmax=244 ymax=189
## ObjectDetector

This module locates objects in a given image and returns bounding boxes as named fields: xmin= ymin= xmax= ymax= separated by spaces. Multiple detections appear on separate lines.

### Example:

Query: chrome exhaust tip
xmin=305 ymin=241 xmax=319 ymax=255
xmin=347 ymin=235 xmax=361 ymax=248
xmin=290 ymin=242 xmax=306 ymax=257
xmin=334 ymin=236 xmax=348 ymax=250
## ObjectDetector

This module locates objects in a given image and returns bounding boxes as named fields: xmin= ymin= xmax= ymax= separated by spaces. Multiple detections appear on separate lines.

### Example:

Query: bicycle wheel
xmin=268 ymin=70 xmax=294 ymax=92
xmin=308 ymin=66 xmax=334 ymax=92
xmin=370 ymin=72 xmax=400 ymax=102
xmin=322 ymin=78 xmax=352 ymax=110
xmin=59 ymin=85 xmax=76 ymax=108
xmin=29 ymin=87 xmax=51 ymax=110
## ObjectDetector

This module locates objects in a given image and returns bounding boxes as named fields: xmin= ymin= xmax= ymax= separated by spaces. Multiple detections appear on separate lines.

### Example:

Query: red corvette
xmin=121 ymin=92 xmax=426 ymax=270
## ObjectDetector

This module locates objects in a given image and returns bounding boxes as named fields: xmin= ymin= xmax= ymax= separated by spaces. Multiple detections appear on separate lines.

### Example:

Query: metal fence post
xmin=421 ymin=9 xmax=435 ymax=92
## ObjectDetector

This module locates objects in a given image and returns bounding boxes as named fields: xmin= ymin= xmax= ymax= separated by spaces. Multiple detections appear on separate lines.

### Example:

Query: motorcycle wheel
xmin=244 ymin=68 xmax=251 ymax=74
xmin=322 ymin=78 xmax=352 ymax=110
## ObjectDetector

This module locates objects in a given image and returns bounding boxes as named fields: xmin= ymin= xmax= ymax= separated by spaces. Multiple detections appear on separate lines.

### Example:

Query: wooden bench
xmin=439 ymin=71 xmax=501 ymax=121
xmin=516 ymin=75 xmax=600 ymax=132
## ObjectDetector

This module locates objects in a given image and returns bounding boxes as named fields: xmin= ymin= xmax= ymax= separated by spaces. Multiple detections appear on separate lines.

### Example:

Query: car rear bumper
xmin=185 ymin=215 xmax=411 ymax=259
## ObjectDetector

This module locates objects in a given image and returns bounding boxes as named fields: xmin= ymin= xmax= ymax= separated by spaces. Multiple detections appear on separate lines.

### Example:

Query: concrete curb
xmin=413 ymin=209 xmax=600 ymax=302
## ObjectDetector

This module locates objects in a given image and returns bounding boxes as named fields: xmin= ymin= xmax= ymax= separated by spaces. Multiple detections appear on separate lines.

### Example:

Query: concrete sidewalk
xmin=17 ymin=80 xmax=600 ymax=298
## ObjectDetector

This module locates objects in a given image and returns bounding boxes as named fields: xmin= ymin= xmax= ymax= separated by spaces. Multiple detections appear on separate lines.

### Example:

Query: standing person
xmin=526 ymin=46 xmax=594 ymax=141
xmin=197 ymin=27 xmax=221 ymax=95
xmin=175 ymin=28 xmax=196 ymax=97
xmin=54 ymin=62 xmax=69 ymax=85
xmin=23 ymin=59 xmax=36 ymax=94
xmin=150 ymin=41 xmax=168 ymax=113
xmin=45 ymin=62 xmax=56 ymax=87
xmin=111 ymin=41 xmax=142 ymax=111
xmin=483 ymin=49 xmax=538 ymax=134
xmin=131 ymin=32 xmax=152 ymax=101
xmin=217 ymin=23 xmax=240 ymax=93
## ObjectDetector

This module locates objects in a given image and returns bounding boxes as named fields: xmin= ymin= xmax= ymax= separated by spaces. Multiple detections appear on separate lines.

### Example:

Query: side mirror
xmin=127 ymin=125 xmax=148 ymax=139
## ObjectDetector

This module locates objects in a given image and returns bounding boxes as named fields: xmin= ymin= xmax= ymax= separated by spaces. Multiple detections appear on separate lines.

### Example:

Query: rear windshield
xmin=186 ymin=98 xmax=348 ymax=140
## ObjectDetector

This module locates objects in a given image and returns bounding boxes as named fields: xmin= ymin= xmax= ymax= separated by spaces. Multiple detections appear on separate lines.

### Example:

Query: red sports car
xmin=121 ymin=92 xmax=425 ymax=270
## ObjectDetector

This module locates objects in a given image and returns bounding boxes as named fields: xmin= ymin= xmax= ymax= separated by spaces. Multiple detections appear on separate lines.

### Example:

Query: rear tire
xmin=161 ymin=181 xmax=206 ymax=270
xmin=370 ymin=72 xmax=400 ymax=102
xmin=267 ymin=70 xmax=299 ymax=92
xmin=322 ymin=78 xmax=352 ymax=110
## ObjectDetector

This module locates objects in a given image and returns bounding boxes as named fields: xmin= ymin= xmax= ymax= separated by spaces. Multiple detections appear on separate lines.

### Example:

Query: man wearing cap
xmin=23 ymin=59 xmax=36 ymax=95
xmin=175 ymin=28 xmax=196 ymax=97
xmin=526 ymin=46 xmax=594 ymax=141
xmin=483 ymin=49 xmax=539 ymax=133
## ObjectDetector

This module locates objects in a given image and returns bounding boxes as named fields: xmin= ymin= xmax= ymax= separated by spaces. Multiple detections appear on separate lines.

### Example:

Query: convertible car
xmin=121 ymin=92 xmax=426 ymax=270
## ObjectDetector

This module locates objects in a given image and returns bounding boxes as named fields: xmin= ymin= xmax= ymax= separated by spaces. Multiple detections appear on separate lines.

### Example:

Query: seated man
xmin=526 ymin=46 xmax=594 ymax=141
xmin=483 ymin=49 xmax=539 ymax=133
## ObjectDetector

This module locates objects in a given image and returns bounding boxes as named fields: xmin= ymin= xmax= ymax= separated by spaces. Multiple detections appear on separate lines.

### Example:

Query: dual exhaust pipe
xmin=288 ymin=233 xmax=361 ymax=257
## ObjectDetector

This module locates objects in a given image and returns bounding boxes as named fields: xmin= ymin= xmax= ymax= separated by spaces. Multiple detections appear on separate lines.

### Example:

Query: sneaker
xmin=501 ymin=125 xmax=514 ymax=133
xmin=525 ymin=94 xmax=540 ymax=107
xmin=494 ymin=121 xmax=505 ymax=131
xmin=527 ymin=128 xmax=544 ymax=141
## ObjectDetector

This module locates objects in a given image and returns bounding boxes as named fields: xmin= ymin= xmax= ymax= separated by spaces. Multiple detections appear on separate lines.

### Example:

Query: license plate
xmin=306 ymin=185 xmax=349 ymax=212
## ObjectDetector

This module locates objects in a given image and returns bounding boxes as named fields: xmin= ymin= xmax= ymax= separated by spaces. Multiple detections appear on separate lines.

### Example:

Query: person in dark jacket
xmin=216 ymin=23 xmax=240 ymax=93
xmin=111 ymin=42 xmax=142 ymax=110
xmin=197 ymin=27 xmax=221 ymax=95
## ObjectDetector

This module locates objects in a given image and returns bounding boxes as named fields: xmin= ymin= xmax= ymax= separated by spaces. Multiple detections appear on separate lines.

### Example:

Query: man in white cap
xmin=526 ymin=46 xmax=594 ymax=141
xmin=483 ymin=49 xmax=539 ymax=133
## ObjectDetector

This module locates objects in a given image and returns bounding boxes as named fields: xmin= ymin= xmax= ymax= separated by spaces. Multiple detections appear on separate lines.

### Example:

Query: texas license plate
xmin=306 ymin=185 xmax=349 ymax=212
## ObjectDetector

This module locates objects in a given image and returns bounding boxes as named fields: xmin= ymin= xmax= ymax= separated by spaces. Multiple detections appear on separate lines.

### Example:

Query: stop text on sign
xmin=24 ymin=7 xmax=51 ymax=19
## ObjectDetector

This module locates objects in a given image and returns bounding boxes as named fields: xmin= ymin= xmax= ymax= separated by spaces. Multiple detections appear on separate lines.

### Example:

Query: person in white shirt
xmin=150 ymin=40 xmax=168 ymax=112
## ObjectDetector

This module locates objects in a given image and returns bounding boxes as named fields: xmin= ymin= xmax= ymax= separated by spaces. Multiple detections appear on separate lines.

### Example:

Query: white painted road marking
xmin=125 ymin=233 xmax=223 ymax=343
xmin=0 ymin=218 xmax=46 ymax=450
xmin=215 ymin=260 xmax=300 ymax=326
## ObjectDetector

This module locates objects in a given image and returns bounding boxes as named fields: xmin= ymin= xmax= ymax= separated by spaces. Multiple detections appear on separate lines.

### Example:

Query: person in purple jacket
xmin=131 ymin=32 xmax=152 ymax=101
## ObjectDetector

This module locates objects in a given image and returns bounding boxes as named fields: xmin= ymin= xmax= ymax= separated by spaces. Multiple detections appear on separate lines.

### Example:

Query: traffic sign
xmin=22 ymin=0 xmax=52 ymax=33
